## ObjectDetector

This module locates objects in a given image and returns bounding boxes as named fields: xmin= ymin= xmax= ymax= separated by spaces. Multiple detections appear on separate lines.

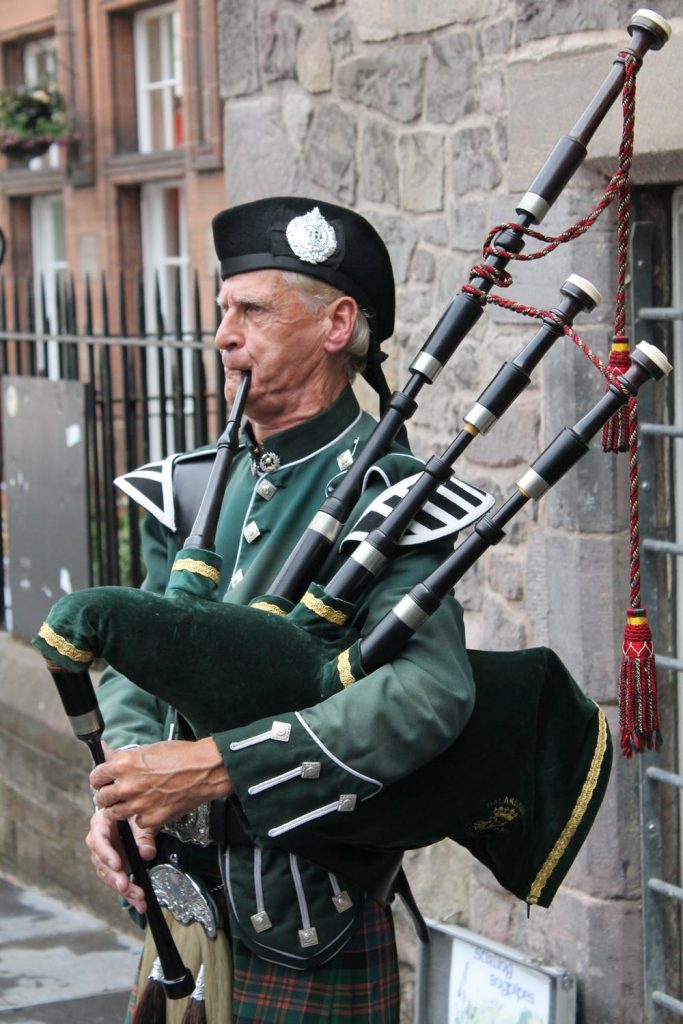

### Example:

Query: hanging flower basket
xmin=0 ymin=84 xmax=74 ymax=160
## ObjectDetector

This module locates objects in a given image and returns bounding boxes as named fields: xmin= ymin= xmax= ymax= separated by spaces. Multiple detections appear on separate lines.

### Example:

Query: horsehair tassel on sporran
xmin=181 ymin=965 xmax=207 ymax=1024
xmin=602 ymin=50 xmax=639 ymax=453
xmin=135 ymin=915 xmax=231 ymax=1024
xmin=134 ymin=957 xmax=167 ymax=1024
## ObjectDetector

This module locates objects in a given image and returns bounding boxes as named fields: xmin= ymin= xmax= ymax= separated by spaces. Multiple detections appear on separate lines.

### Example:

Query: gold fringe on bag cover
xmin=134 ymin=911 xmax=231 ymax=1024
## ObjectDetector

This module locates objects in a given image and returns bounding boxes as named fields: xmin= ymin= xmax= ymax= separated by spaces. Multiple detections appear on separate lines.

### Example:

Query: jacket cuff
xmin=214 ymin=711 xmax=382 ymax=842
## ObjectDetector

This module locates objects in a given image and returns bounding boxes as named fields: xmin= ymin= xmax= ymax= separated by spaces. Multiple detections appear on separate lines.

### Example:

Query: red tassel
xmin=602 ymin=339 xmax=631 ymax=452
xmin=619 ymin=607 xmax=660 ymax=757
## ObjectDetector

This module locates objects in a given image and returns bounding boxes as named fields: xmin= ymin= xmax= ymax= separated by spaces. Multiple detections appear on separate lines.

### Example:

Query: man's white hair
xmin=282 ymin=271 xmax=371 ymax=381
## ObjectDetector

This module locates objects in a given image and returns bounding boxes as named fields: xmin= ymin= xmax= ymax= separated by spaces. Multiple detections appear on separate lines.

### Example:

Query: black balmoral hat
xmin=212 ymin=197 xmax=395 ymax=345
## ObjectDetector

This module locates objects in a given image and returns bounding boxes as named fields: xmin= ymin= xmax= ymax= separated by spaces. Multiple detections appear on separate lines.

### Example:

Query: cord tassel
xmin=619 ymin=607 xmax=660 ymax=757
xmin=133 ymin=957 xmax=167 ymax=1024
xmin=601 ymin=338 xmax=632 ymax=452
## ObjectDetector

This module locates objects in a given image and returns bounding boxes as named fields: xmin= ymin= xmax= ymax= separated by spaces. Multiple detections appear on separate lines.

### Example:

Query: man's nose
xmin=214 ymin=308 xmax=243 ymax=350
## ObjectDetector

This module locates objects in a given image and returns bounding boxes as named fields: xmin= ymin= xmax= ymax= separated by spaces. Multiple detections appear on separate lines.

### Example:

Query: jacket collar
xmin=242 ymin=385 xmax=363 ymax=471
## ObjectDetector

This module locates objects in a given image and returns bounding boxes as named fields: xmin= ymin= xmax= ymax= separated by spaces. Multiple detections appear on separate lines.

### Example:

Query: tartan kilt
xmin=124 ymin=898 xmax=399 ymax=1024
xmin=230 ymin=899 xmax=400 ymax=1024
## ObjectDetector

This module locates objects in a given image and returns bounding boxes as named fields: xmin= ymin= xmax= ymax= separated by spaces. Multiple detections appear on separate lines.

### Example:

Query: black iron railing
xmin=0 ymin=268 xmax=226 ymax=628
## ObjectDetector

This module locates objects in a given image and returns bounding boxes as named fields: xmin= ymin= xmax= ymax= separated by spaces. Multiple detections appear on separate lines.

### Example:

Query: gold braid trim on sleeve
xmin=172 ymin=558 xmax=221 ymax=585
xmin=37 ymin=623 xmax=94 ymax=664
xmin=526 ymin=707 xmax=608 ymax=905
xmin=300 ymin=591 xmax=349 ymax=626
xmin=337 ymin=649 xmax=356 ymax=688
xmin=251 ymin=601 xmax=287 ymax=617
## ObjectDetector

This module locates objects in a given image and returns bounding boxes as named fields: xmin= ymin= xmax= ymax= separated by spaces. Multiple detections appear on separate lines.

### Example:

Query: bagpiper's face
xmin=214 ymin=269 xmax=334 ymax=426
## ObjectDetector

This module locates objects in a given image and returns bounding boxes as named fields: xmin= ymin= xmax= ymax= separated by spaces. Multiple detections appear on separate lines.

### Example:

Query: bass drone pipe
xmin=268 ymin=8 xmax=671 ymax=604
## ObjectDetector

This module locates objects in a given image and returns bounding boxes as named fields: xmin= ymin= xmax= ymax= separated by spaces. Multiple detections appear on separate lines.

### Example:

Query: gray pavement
xmin=0 ymin=873 xmax=143 ymax=1023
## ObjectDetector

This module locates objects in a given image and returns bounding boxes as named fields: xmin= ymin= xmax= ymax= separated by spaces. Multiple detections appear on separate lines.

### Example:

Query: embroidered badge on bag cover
xmin=286 ymin=208 xmax=337 ymax=264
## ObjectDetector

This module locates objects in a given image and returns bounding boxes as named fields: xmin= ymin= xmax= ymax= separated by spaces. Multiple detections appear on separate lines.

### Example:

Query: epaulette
xmin=342 ymin=472 xmax=495 ymax=550
xmin=115 ymin=448 xmax=219 ymax=539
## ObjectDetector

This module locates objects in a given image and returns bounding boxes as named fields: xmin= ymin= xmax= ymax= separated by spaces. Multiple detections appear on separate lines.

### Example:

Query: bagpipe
xmin=32 ymin=5 xmax=672 ymax=1004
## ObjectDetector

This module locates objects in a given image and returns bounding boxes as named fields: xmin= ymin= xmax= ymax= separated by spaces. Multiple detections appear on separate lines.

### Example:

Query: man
xmin=87 ymin=197 xmax=474 ymax=1022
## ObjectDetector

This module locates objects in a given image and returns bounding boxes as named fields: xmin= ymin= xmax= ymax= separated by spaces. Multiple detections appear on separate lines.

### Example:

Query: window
xmin=23 ymin=37 xmax=60 ymax=171
xmin=141 ymin=181 xmax=191 ymax=456
xmin=141 ymin=181 xmax=188 ymax=328
xmin=133 ymin=4 xmax=183 ymax=154
xmin=30 ymin=193 xmax=67 ymax=377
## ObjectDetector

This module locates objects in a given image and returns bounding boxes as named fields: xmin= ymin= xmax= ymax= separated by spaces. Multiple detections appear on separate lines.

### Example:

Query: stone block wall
xmin=214 ymin=3 xmax=683 ymax=1021
xmin=0 ymin=634 xmax=137 ymax=932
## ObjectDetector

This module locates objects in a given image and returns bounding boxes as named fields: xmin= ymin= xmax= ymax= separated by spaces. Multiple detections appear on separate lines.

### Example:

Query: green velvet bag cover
xmin=32 ymin=551 xmax=356 ymax=738
xmin=287 ymin=645 xmax=612 ymax=908
xmin=33 ymin=568 xmax=611 ymax=908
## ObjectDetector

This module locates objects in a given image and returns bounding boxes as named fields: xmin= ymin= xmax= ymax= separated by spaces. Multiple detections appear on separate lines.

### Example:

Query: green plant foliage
xmin=0 ymin=84 xmax=74 ymax=157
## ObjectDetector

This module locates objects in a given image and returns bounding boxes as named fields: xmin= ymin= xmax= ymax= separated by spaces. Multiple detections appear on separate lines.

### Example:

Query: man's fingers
xmin=131 ymin=818 xmax=157 ymax=861
xmin=85 ymin=808 xmax=153 ymax=913
xmin=90 ymin=760 xmax=117 ymax=791
xmin=86 ymin=809 xmax=122 ymax=868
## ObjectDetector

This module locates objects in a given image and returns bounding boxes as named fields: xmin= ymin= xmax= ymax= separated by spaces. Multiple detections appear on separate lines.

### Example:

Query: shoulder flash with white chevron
xmin=114 ymin=448 xmax=217 ymax=534
xmin=341 ymin=472 xmax=495 ymax=550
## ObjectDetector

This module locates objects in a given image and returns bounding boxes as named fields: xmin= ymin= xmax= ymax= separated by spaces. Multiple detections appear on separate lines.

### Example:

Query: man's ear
xmin=323 ymin=296 xmax=358 ymax=354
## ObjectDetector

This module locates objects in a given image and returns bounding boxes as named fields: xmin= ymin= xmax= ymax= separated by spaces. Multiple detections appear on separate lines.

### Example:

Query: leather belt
xmin=161 ymin=797 xmax=255 ymax=848
xmin=210 ymin=797 xmax=256 ymax=846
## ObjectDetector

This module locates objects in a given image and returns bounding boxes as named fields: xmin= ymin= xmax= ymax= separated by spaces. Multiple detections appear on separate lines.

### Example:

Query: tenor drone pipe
xmin=325 ymin=273 xmax=601 ymax=604
xmin=269 ymin=8 xmax=671 ymax=605
xmin=47 ymin=665 xmax=195 ymax=1000
xmin=359 ymin=340 xmax=672 ymax=672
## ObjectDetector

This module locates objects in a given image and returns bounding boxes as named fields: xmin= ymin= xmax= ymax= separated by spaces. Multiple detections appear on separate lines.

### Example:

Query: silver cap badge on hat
xmin=286 ymin=207 xmax=337 ymax=264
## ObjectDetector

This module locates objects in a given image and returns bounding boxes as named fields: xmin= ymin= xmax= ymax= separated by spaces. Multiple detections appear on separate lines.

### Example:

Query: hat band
xmin=219 ymin=253 xmax=378 ymax=336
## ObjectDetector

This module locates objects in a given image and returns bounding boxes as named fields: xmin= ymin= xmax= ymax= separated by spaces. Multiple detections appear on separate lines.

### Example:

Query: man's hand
xmin=86 ymin=807 xmax=156 ymax=914
xmin=89 ymin=737 xmax=233 ymax=830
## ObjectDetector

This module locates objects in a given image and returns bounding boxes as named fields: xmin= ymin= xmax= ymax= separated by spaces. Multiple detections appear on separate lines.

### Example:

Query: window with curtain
xmin=133 ymin=4 xmax=183 ymax=154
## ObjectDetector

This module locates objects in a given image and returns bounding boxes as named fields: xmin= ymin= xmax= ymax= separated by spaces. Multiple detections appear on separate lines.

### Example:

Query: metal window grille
xmin=632 ymin=206 xmax=683 ymax=1022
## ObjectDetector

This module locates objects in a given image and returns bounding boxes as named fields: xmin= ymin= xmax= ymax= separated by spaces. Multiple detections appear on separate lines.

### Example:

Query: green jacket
xmin=99 ymin=385 xmax=474 ymax=968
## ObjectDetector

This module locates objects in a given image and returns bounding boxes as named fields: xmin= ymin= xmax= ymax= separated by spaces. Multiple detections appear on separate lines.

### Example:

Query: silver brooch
xmin=251 ymin=450 xmax=281 ymax=475
xmin=286 ymin=207 xmax=337 ymax=264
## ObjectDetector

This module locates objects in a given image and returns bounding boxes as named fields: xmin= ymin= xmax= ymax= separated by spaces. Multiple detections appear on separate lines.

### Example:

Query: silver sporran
xmin=149 ymin=862 xmax=219 ymax=939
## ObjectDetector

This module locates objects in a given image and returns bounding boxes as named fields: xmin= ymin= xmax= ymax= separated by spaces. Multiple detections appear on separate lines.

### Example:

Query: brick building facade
xmin=0 ymin=0 xmax=226 ymax=334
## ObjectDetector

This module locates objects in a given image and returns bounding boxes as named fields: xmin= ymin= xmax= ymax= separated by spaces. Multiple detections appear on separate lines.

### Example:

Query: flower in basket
xmin=0 ymin=83 xmax=74 ymax=160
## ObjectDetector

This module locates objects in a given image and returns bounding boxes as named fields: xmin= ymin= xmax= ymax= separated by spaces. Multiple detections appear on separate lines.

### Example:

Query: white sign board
xmin=448 ymin=934 xmax=551 ymax=1023
xmin=414 ymin=920 xmax=575 ymax=1024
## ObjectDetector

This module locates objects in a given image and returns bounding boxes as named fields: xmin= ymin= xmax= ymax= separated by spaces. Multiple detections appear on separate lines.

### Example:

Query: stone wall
xmin=215 ymin=2 xmax=683 ymax=1021
xmin=0 ymin=633 xmax=137 ymax=932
